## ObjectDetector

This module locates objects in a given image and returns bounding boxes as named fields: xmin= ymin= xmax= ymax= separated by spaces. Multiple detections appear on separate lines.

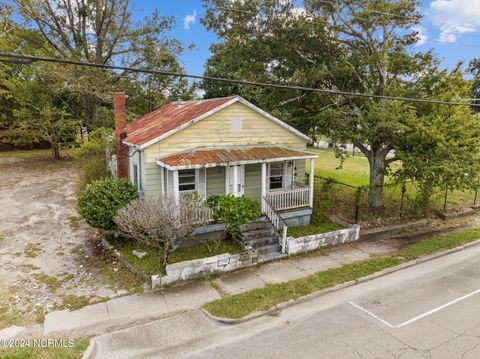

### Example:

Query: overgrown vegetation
xmin=77 ymin=177 xmax=138 ymax=229
xmin=204 ymin=228 xmax=480 ymax=319
xmin=206 ymin=194 xmax=260 ymax=238
xmin=71 ymin=127 xmax=113 ymax=193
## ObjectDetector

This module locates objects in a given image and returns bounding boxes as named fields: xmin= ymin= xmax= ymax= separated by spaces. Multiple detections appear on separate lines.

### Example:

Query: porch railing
xmin=262 ymin=195 xmax=288 ymax=254
xmin=265 ymin=182 xmax=310 ymax=211
xmin=193 ymin=206 xmax=214 ymax=224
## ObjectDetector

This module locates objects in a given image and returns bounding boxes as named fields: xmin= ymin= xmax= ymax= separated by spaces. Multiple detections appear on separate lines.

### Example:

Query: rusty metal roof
xmin=124 ymin=97 xmax=236 ymax=146
xmin=156 ymin=145 xmax=318 ymax=170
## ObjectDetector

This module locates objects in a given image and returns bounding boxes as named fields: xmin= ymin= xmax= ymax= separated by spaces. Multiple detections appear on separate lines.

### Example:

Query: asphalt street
xmin=93 ymin=242 xmax=480 ymax=359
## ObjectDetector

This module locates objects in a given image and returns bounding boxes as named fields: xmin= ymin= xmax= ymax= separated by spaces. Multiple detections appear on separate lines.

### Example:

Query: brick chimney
xmin=114 ymin=92 xmax=128 ymax=179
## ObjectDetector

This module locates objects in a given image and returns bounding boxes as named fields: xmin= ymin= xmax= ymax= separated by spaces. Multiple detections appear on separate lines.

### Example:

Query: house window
xmin=269 ymin=162 xmax=284 ymax=190
xmin=231 ymin=117 xmax=242 ymax=132
xmin=178 ymin=169 xmax=196 ymax=192
xmin=133 ymin=164 xmax=139 ymax=190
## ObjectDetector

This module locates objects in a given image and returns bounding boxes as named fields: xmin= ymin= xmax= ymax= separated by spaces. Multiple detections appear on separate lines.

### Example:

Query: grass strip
xmin=398 ymin=227 xmax=480 ymax=260
xmin=204 ymin=228 xmax=480 ymax=319
xmin=0 ymin=337 xmax=89 ymax=359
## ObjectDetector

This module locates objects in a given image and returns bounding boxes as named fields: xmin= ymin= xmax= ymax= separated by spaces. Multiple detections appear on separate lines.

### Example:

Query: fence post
xmin=399 ymin=181 xmax=406 ymax=218
xmin=354 ymin=187 xmax=362 ymax=223
xmin=443 ymin=187 xmax=448 ymax=212
xmin=474 ymin=177 xmax=480 ymax=206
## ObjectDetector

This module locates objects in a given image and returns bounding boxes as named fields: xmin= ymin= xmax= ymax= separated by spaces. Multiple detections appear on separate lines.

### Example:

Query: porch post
xmin=233 ymin=165 xmax=239 ymax=196
xmin=173 ymin=170 xmax=179 ymax=202
xmin=261 ymin=162 xmax=267 ymax=212
xmin=309 ymin=158 xmax=314 ymax=208
xmin=160 ymin=167 xmax=165 ymax=196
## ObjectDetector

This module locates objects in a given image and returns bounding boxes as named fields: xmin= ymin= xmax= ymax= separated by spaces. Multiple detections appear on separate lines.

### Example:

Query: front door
xmin=226 ymin=165 xmax=245 ymax=196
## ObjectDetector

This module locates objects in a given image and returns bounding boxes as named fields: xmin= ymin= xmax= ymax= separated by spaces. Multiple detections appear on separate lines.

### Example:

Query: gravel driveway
xmin=0 ymin=152 xmax=143 ymax=329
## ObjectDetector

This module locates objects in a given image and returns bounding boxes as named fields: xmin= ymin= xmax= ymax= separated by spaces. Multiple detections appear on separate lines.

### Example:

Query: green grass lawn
xmin=306 ymin=148 xmax=477 ymax=222
xmin=307 ymin=148 xmax=371 ymax=186
xmin=203 ymin=227 xmax=480 ymax=319
xmin=106 ymin=236 xmax=244 ymax=275
xmin=0 ymin=337 xmax=89 ymax=359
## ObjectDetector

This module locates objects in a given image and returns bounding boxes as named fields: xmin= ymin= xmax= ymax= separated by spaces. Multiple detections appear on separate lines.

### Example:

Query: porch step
xmin=245 ymin=236 xmax=277 ymax=248
xmin=240 ymin=228 xmax=276 ymax=241
xmin=256 ymin=244 xmax=282 ymax=256
xmin=240 ymin=221 xmax=272 ymax=232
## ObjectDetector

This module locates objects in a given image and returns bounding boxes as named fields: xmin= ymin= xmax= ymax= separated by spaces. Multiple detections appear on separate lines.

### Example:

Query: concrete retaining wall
xmin=151 ymin=249 xmax=259 ymax=288
xmin=286 ymin=224 xmax=361 ymax=255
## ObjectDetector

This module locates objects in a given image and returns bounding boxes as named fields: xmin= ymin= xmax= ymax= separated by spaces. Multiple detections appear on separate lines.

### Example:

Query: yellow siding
xmin=143 ymin=102 xmax=307 ymax=162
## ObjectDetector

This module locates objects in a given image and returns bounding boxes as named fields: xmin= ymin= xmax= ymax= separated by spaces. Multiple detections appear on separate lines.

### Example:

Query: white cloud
xmin=414 ymin=26 xmax=428 ymax=45
xmin=183 ymin=10 xmax=197 ymax=30
xmin=427 ymin=0 xmax=480 ymax=43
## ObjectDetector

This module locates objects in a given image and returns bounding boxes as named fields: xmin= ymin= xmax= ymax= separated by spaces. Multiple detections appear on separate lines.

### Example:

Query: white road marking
xmin=347 ymin=301 xmax=395 ymax=328
xmin=349 ymin=287 xmax=480 ymax=328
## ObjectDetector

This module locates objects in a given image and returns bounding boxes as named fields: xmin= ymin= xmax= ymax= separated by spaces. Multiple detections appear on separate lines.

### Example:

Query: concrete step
xmin=256 ymin=244 xmax=281 ymax=256
xmin=258 ymin=250 xmax=288 ymax=264
xmin=245 ymin=236 xmax=278 ymax=248
xmin=240 ymin=228 xmax=276 ymax=241
xmin=240 ymin=221 xmax=272 ymax=232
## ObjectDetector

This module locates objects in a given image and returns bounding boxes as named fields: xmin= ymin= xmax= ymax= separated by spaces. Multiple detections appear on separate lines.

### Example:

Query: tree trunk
xmin=367 ymin=147 xmax=387 ymax=209
xmin=82 ymin=93 xmax=99 ymax=128
xmin=162 ymin=245 xmax=171 ymax=267
xmin=51 ymin=143 xmax=60 ymax=159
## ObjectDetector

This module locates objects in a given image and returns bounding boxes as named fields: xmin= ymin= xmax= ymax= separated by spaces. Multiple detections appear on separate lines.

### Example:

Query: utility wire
xmin=0 ymin=52 xmax=478 ymax=108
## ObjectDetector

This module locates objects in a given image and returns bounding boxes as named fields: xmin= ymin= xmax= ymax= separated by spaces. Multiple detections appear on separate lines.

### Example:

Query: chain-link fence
xmin=312 ymin=175 xmax=479 ymax=228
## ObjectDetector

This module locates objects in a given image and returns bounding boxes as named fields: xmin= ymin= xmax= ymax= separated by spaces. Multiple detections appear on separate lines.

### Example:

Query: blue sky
xmin=134 ymin=0 xmax=480 ymax=75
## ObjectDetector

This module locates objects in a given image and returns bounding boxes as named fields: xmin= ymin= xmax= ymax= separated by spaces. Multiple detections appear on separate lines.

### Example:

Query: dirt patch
xmin=0 ymin=153 xmax=143 ymax=329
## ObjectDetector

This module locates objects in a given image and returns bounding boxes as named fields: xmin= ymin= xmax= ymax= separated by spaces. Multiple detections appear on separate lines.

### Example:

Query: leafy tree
xmin=12 ymin=0 xmax=195 ymax=127
xmin=1 ymin=61 xmax=81 ymax=158
xmin=468 ymin=58 xmax=480 ymax=113
xmin=395 ymin=66 xmax=480 ymax=204
xmin=202 ymin=0 xmax=433 ymax=209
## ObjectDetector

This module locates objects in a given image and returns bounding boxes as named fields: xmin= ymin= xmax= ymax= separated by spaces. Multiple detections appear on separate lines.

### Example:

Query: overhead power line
xmin=0 ymin=52 xmax=478 ymax=108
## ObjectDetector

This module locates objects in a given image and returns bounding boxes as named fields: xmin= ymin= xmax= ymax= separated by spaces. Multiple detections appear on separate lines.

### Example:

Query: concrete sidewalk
xmin=39 ymin=235 xmax=407 ymax=337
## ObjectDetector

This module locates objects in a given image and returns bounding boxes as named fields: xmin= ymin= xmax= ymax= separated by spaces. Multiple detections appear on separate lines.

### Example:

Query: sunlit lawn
xmin=306 ymin=148 xmax=477 ymax=218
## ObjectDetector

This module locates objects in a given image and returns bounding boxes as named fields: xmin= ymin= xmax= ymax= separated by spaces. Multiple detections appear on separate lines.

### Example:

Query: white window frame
xmin=268 ymin=162 xmax=284 ymax=190
xmin=178 ymin=169 xmax=197 ymax=193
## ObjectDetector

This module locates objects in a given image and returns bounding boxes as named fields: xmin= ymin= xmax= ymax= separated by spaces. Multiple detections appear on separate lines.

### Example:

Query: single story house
xmin=113 ymin=93 xmax=318 ymax=232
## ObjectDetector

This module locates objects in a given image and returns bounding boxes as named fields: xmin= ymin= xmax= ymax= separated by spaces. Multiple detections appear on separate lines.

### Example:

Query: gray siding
xmin=294 ymin=159 xmax=306 ymax=184
xmin=245 ymin=164 xmax=262 ymax=200
xmin=206 ymin=167 xmax=225 ymax=197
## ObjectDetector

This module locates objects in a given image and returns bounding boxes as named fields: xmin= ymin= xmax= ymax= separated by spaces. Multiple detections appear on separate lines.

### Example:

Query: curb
xmin=81 ymin=338 xmax=96 ymax=359
xmin=202 ymin=237 xmax=480 ymax=325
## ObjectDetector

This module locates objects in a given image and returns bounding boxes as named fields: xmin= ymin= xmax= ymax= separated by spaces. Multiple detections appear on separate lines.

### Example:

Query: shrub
xmin=72 ymin=127 xmax=114 ymax=192
xmin=77 ymin=177 xmax=138 ymax=229
xmin=114 ymin=196 xmax=209 ymax=265
xmin=78 ymin=156 xmax=111 ymax=193
xmin=206 ymin=194 xmax=260 ymax=237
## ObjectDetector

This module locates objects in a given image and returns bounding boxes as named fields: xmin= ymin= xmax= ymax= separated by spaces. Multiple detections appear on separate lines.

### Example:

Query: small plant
xmin=206 ymin=194 xmax=260 ymax=238
xmin=77 ymin=177 xmax=138 ymax=229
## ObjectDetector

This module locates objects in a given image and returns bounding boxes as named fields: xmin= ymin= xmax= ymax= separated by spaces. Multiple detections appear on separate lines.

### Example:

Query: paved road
xmin=93 ymin=242 xmax=480 ymax=359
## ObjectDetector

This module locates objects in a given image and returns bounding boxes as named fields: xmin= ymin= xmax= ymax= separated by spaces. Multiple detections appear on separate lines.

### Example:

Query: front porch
xmin=155 ymin=144 xmax=317 ymax=214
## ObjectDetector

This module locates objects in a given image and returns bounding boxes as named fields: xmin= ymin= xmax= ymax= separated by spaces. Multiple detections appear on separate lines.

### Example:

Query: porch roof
xmin=155 ymin=145 xmax=318 ymax=170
